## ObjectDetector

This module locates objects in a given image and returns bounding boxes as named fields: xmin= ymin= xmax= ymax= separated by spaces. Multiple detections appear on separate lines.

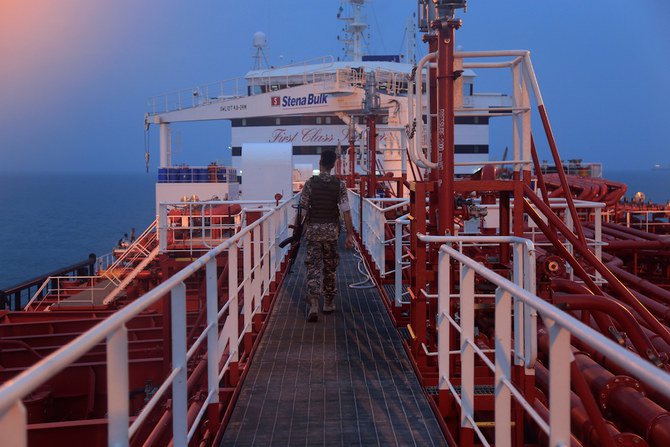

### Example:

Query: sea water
xmin=1 ymin=170 xmax=668 ymax=288
xmin=606 ymin=170 xmax=670 ymax=205
xmin=0 ymin=172 xmax=155 ymax=288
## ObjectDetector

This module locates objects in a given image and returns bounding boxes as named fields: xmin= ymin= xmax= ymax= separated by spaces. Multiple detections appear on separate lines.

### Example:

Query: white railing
xmin=524 ymin=198 xmax=605 ymax=284
xmin=96 ymin=252 xmax=116 ymax=274
xmin=25 ymin=222 xmax=159 ymax=310
xmin=393 ymin=215 xmax=412 ymax=307
xmin=0 ymin=197 xmax=296 ymax=447
xmin=147 ymin=56 xmax=338 ymax=115
xmin=247 ymin=56 xmax=338 ymax=93
xmin=24 ymin=275 xmax=115 ymax=311
xmin=538 ymin=162 xmax=603 ymax=178
xmin=148 ymin=77 xmax=247 ymax=115
xmin=158 ymin=200 xmax=293 ymax=255
xmin=430 ymin=238 xmax=670 ymax=447
xmin=459 ymin=197 xmax=605 ymax=284
xmin=418 ymin=235 xmax=537 ymax=368
xmin=373 ymin=68 xmax=410 ymax=96
xmin=104 ymin=219 xmax=159 ymax=284
xmin=146 ymin=55 xmax=413 ymax=116
xmin=348 ymin=191 xmax=409 ymax=277
xmin=618 ymin=209 xmax=670 ymax=233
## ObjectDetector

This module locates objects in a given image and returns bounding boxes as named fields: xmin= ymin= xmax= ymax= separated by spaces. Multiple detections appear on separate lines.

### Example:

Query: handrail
xmin=437 ymin=243 xmax=670 ymax=446
xmin=442 ymin=243 xmax=670 ymax=394
xmin=0 ymin=197 xmax=295 ymax=446
xmin=4 ymin=255 xmax=97 ymax=311
xmin=419 ymin=234 xmax=537 ymax=369
xmin=105 ymin=219 xmax=158 ymax=282
xmin=410 ymin=52 xmax=438 ymax=169
xmin=102 ymin=247 xmax=161 ymax=306
xmin=251 ymin=55 xmax=335 ymax=78
xmin=348 ymin=192 xmax=410 ymax=278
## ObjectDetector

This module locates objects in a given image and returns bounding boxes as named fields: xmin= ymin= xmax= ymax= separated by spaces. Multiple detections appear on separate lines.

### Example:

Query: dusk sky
xmin=1 ymin=0 xmax=669 ymax=173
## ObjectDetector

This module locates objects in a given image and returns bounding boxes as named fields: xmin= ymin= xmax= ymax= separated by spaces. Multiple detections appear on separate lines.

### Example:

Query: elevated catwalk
xmin=222 ymin=242 xmax=446 ymax=446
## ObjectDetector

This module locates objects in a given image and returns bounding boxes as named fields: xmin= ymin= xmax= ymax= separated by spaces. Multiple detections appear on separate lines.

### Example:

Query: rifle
xmin=278 ymin=203 xmax=305 ymax=273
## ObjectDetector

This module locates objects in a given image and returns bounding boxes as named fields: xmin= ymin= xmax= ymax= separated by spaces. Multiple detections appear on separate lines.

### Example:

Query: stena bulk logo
xmin=273 ymin=93 xmax=328 ymax=108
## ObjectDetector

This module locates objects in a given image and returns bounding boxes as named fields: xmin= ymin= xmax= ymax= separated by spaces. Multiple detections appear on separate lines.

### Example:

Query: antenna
xmin=337 ymin=0 xmax=368 ymax=62
xmin=252 ymin=31 xmax=269 ymax=70
xmin=404 ymin=13 xmax=417 ymax=64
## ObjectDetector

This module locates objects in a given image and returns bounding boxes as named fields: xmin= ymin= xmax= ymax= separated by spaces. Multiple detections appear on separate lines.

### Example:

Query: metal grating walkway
xmin=221 ymin=241 xmax=446 ymax=446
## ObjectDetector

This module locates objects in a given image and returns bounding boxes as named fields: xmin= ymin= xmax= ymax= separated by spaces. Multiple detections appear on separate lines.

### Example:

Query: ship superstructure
xmin=145 ymin=0 xmax=509 ymax=185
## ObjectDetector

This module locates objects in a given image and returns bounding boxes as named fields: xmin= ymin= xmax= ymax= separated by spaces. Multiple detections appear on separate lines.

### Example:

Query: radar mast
xmin=252 ymin=31 xmax=269 ymax=70
xmin=337 ymin=0 xmax=368 ymax=61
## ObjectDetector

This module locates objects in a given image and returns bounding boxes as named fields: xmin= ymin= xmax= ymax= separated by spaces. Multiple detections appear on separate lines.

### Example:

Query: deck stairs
xmin=24 ymin=220 xmax=159 ymax=311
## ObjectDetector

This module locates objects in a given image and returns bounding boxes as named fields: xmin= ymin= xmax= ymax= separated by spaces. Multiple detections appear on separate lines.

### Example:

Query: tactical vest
xmin=307 ymin=175 xmax=340 ymax=224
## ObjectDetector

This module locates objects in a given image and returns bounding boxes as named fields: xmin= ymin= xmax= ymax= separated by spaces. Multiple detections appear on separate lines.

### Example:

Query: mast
xmin=337 ymin=0 xmax=368 ymax=61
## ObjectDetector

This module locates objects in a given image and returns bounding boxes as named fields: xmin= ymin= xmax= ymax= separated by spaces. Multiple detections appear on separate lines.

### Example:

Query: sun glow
xmin=0 ymin=0 xmax=135 ymax=100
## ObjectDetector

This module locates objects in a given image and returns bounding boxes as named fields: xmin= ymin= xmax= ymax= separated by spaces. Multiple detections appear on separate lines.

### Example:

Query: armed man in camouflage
xmin=300 ymin=150 xmax=354 ymax=322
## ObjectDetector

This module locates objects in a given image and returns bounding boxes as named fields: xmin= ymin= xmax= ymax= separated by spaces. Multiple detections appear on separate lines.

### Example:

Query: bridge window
xmin=463 ymin=83 xmax=473 ymax=96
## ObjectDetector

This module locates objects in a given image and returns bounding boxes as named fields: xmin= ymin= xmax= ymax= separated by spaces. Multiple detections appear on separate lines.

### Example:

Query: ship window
xmin=473 ymin=116 xmax=479 ymax=124
xmin=316 ymin=117 xmax=322 ymax=124
xmin=276 ymin=118 xmax=281 ymax=125
xmin=241 ymin=119 xmax=247 ymax=126
xmin=463 ymin=83 xmax=473 ymax=96
xmin=325 ymin=116 xmax=331 ymax=124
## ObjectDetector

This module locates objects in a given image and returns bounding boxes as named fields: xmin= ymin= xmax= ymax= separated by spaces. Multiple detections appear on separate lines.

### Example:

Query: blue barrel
xmin=158 ymin=168 xmax=167 ymax=183
xmin=217 ymin=167 xmax=227 ymax=183
xmin=168 ymin=167 xmax=179 ymax=183
xmin=180 ymin=166 xmax=190 ymax=183
xmin=196 ymin=168 xmax=208 ymax=183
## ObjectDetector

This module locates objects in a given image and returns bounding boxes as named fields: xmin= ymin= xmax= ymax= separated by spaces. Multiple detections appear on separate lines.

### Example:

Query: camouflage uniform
xmin=300 ymin=172 xmax=350 ymax=316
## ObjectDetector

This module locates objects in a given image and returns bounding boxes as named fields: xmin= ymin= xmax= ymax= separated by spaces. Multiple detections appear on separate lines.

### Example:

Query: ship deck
xmin=221 ymin=241 xmax=446 ymax=446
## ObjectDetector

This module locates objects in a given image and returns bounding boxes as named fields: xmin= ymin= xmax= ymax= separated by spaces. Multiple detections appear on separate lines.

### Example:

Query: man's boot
xmin=323 ymin=296 xmax=336 ymax=314
xmin=306 ymin=297 xmax=319 ymax=322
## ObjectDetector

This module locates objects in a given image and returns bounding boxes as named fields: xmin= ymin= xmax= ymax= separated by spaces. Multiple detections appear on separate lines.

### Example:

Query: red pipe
xmin=522 ymin=201 xmax=602 ymax=294
xmin=524 ymin=185 xmax=670 ymax=348
xmin=576 ymin=353 xmax=670 ymax=446
xmin=603 ymin=254 xmax=670 ymax=306
xmin=530 ymin=135 xmax=553 ymax=210
xmin=535 ymin=363 xmax=618 ymax=447
xmin=631 ymin=290 xmax=670 ymax=326
xmin=538 ymin=331 xmax=670 ymax=445
xmin=522 ymin=200 xmax=621 ymax=338
xmin=537 ymin=104 xmax=587 ymax=245
xmin=145 ymin=347 xmax=209 ymax=446
xmin=579 ymin=336 xmax=670 ymax=412
xmin=532 ymin=398 xmax=584 ymax=447
xmin=605 ymin=240 xmax=670 ymax=251
xmin=435 ymin=19 xmax=456 ymax=236
xmin=551 ymin=278 xmax=593 ymax=295
xmin=553 ymin=294 xmax=660 ymax=360
xmin=602 ymin=222 xmax=666 ymax=241
xmin=552 ymin=278 xmax=670 ymax=337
